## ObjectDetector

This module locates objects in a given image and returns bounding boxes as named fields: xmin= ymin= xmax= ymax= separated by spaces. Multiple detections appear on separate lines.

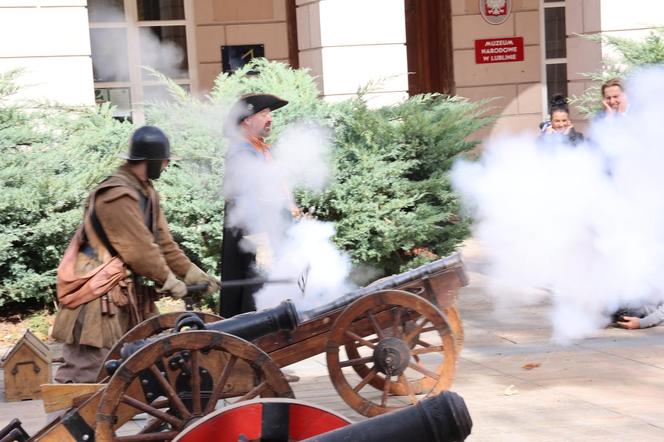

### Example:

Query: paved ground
xmin=2 ymin=240 xmax=664 ymax=440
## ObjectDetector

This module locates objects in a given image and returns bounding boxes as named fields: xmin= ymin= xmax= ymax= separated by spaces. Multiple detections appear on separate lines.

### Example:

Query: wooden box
xmin=1 ymin=329 xmax=52 ymax=401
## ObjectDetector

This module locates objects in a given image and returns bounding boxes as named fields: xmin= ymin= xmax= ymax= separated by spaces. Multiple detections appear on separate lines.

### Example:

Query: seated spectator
xmin=612 ymin=304 xmax=664 ymax=329
xmin=539 ymin=95 xmax=584 ymax=145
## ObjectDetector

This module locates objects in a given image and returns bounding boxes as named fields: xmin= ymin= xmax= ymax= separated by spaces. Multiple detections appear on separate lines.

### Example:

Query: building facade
xmin=1 ymin=0 xmax=662 ymax=133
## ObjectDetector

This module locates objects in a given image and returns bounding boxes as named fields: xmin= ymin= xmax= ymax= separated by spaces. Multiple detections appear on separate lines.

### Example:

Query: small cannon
xmin=106 ymin=300 xmax=300 ymax=374
xmin=301 ymin=390 xmax=472 ymax=442
xmin=20 ymin=253 xmax=467 ymax=442
xmin=300 ymin=253 xmax=464 ymax=321
xmin=29 ymin=302 xmax=301 ymax=442
xmin=173 ymin=391 xmax=472 ymax=442
xmin=0 ymin=419 xmax=30 ymax=442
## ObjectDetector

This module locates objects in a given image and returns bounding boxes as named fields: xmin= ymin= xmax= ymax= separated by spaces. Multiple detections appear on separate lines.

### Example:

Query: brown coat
xmin=52 ymin=165 xmax=192 ymax=349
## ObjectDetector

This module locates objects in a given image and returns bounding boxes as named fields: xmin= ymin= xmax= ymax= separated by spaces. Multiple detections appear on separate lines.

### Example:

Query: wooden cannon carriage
xmin=23 ymin=253 xmax=467 ymax=442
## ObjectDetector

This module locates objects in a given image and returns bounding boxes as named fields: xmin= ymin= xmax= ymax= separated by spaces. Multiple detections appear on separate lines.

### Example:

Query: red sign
xmin=474 ymin=37 xmax=524 ymax=64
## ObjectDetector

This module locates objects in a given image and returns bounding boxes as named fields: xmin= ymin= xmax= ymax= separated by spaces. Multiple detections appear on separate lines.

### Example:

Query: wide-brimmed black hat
xmin=233 ymin=93 xmax=289 ymax=124
xmin=120 ymin=125 xmax=176 ymax=161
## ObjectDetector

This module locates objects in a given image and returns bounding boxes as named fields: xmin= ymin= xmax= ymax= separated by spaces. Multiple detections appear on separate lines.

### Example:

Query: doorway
xmin=404 ymin=0 xmax=455 ymax=95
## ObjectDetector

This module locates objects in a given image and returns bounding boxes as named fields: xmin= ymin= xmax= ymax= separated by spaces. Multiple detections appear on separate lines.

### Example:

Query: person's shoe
xmin=283 ymin=370 xmax=300 ymax=383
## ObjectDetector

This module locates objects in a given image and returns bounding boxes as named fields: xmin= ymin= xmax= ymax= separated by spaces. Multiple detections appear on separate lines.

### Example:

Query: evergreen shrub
xmin=0 ymin=70 xmax=132 ymax=308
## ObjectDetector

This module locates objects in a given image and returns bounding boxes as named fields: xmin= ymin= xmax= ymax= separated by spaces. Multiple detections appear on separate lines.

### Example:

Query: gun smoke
xmin=452 ymin=68 xmax=664 ymax=342
xmin=223 ymin=121 xmax=354 ymax=312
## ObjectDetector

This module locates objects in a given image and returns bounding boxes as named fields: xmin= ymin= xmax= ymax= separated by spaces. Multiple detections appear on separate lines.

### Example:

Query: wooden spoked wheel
xmin=97 ymin=312 xmax=222 ymax=381
xmin=327 ymin=290 xmax=456 ymax=417
xmin=95 ymin=330 xmax=293 ymax=442
xmin=443 ymin=305 xmax=465 ymax=355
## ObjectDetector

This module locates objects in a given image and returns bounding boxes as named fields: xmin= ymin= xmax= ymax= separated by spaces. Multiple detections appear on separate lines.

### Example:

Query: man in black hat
xmin=220 ymin=93 xmax=291 ymax=318
xmin=52 ymin=125 xmax=219 ymax=383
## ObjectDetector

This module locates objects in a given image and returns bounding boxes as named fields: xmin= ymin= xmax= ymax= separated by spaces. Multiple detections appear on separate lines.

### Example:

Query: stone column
xmin=0 ymin=0 xmax=94 ymax=106
xmin=295 ymin=0 xmax=409 ymax=106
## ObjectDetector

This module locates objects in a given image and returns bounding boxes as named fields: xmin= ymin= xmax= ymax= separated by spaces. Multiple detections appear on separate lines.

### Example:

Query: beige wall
xmin=452 ymin=0 xmax=542 ymax=138
xmin=194 ymin=0 xmax=289 ymax=93
xmin=296 ymin=0 xmax=408 ymax=106
xmin=0 ymin=0 xmax=94 ymax=106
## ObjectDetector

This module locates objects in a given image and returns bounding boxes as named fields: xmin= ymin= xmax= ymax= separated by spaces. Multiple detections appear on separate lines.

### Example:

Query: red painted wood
xmin=176 ymin=401 xmax=350 ymax=442
xmin=288 ymin=404 xmax=350 ymax=439
xmin=177 ymin=404 xmax=262 ymax=442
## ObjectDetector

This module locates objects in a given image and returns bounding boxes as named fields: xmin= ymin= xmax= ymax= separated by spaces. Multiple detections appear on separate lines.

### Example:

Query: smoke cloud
xmin=452 ymin=67 xmax=664 ymax=343
xmin=223 ymin=120 xmax=354 ymax=312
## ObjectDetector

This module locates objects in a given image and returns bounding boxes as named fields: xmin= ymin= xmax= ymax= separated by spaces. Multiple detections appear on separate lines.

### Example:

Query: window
xmin=139 ymin=26 xmax=189 ymax=79
xmin=87 ymin=0 xmax=195 ymax=122
xmin=90 ymin=29 xmax=130 ymax=82
xmin=546 ymin=64 xmax=567 ymax=103
xmin=88 ymin=0 xmax=125 ymax=22
xmin=544 ymin=7 xmax=566 ymax=59
xmin=541 ymin=1 xmax=568 ymax=111
xmin=137 ymin=0 xmax=185 ymax=21
xmin=95 ymin=88 xmax=132 ymax=120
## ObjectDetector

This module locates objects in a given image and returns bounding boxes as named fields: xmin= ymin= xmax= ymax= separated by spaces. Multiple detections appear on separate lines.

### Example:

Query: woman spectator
xmin=539 ymin=94 xmax=584 ymax=146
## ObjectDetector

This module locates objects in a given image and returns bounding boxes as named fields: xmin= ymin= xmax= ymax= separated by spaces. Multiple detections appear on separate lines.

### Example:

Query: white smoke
xmin=452 ymin=67 xmax=664 ymax=343
xmin=138 ymin=27 xmax=187 ymax=81
xmin=272 ymin=123 xmax=332 ymax=191
xmin=255 ymin=219 xmax=353 ymax=311
xmin=223 ymin=121 xmax=354 ymax=312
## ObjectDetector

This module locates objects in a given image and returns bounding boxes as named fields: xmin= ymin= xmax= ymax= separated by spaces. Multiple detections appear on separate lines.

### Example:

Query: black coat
xmin=219 ymin=204 xmax=259 ymax=317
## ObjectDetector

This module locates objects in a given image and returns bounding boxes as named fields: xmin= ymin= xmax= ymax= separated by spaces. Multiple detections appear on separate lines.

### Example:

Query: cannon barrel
xmin=0 ymin=419 xmax=30 ymax=442
xmin=107 ymin=300 xmax=300 ymax=374
xmin=301 ymin=253 xmax=462 ymax=321
xmin=203 ymin=298 xmax=300 ymax=341
xmin=302 ymin=390 xmax=472 ymax=442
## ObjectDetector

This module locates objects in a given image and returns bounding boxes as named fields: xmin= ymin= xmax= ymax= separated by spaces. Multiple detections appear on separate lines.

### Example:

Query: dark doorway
xmin=404 ymin=0 xmax=454 ymax=95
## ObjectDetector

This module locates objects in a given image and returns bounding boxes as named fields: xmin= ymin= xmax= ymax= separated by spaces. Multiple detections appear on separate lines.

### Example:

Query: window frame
xmin=88 ymin=0 xmax=197 ymax=123
xmin=539 ymin=0 xmax=568 ymax=119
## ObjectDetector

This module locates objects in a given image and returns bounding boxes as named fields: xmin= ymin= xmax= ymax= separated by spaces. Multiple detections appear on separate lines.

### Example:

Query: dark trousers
xmin=220 ymin=225 xmax=260 ymax=317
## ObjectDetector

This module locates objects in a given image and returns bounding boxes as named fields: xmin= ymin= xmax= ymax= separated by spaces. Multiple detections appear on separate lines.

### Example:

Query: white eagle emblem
xmin=486 ymin=0 xmax=506 ymax=15
xmin=480 ymin=0 xmax=511 ymax=25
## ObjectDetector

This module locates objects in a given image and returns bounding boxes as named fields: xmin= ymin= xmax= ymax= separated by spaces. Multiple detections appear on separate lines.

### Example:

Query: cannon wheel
xmin=97 ymin=312 xmax=222 ymax=381
xmin=95 ymin=330 xmax=293 ymax=442
xmin=443 ymin=305 xmax=465 ymax=355
xmin=327 ymin=290 xmax=456 ymax=417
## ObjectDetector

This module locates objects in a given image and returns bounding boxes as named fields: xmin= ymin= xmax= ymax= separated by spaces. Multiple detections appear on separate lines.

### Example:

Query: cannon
xmin=0 ymin=419 xmax=30 ymax=442
xmin=104 ymin=253 xmax=466 ymax=411
xmin=16 ymin=253 xmax=467 ymax=441
xmin=29 ymin=302 xmax=300 ymax=442
xmin=173 ymin=390 xmax=472 ymax=442
xmin=301 ymin=390 xmax=472 ymax=442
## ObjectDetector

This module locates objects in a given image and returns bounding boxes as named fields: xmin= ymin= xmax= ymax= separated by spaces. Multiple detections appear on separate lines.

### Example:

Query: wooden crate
xmin=1 ymin=329 xmax=52 ymax=401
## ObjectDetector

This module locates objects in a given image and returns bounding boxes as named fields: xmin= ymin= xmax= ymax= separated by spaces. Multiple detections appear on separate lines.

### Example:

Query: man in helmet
xmin=52 ymin=125 xmax=218 ymax=383
xmin=220 ymin=93 xmax=292 ymax=318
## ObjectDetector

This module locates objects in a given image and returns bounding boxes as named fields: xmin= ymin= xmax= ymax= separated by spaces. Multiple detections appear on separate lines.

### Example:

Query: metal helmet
xmin=121 ymin=126 xmax=172 ymax=161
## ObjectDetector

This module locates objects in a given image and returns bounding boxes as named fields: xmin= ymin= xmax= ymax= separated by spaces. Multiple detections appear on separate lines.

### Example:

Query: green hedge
xmin=0 ymin=69 xmax=133 ymax=308
xmin=0 ymin=60 xmax=490 ymax=310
